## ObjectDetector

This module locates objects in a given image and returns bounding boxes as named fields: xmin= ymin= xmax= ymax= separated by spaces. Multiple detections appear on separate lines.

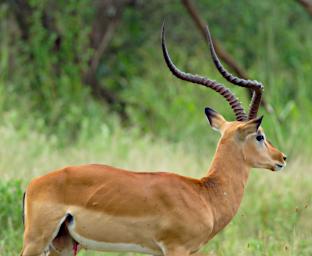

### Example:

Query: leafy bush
xmin=0 ymin=0 xmax=311 ymax=152
xmin=0 ymin=180 xmax=23 ymax=255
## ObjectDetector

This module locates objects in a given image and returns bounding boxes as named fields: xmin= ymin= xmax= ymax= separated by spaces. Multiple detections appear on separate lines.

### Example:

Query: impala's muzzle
xmin=274 ymin=162 xmax=286 ymax=171
xmin=273 ymin=153 xmax=287 ymax=171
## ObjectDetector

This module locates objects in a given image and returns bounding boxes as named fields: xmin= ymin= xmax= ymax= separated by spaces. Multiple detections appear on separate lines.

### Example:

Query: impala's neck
xmin=201 ymin=138 xmax=250 ymax=235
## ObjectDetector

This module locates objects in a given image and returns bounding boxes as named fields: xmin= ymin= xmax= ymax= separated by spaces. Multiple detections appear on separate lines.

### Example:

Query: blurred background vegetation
xmin=0 ymin=0 xmax=311 ymax=255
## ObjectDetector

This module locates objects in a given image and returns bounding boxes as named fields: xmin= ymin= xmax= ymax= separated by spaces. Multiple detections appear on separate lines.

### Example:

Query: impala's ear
xmin=205 ymin=107 xmax=226 ymax=132
xmin=239 ymin=116 xmax=263 ymax=136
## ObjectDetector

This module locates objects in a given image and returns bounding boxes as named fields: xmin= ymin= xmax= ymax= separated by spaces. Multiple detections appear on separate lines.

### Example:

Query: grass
xmin=0 ymin=124 xmax=311 ymax=256
xmin=0 ymin=1 xmax=311 ymax=255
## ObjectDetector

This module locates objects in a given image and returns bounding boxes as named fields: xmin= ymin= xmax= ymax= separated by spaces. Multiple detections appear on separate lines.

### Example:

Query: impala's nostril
xmin=283 ymin=156 xmax=287 ymax=161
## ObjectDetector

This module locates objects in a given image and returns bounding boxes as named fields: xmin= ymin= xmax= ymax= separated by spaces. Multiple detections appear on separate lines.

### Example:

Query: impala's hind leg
xmin=49 ymin=220 xmax=80 ymax=256
xmin=21 ymin=225 xmax=58 ymax=256
xmin=21 ymin=217 xmax=67 ymax=256
xmin=21 ymin=201 xmax=68 ymax=256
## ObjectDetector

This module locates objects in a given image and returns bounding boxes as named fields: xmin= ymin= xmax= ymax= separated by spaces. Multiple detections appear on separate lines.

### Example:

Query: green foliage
xmin=106 ymin=0 xmax=312 ymax=153
xmin=0 ymin=0 xmax=106 ymax=141
xmin=0 ymin=1 xmax=311 ymax=253
xmin=0 ymin=0 xmax=311 ymax=151
xmin=0 ymin=180 xmax=23 ymax=255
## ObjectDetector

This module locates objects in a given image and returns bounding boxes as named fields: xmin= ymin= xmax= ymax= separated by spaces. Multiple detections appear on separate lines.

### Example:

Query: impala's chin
xmin=273 ymin=162 xmax=286 ymax=172
xmin=256 ymin=162 xmax=286 ymax=172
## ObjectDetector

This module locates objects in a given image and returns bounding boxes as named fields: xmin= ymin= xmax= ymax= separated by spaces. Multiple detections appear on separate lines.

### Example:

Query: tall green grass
xmin=0 ymin=125 xmax=311 ymax=255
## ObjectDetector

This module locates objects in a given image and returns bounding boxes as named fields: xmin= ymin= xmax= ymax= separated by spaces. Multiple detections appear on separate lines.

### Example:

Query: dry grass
xmin=0 ymin=124 xmax=208 ymax=181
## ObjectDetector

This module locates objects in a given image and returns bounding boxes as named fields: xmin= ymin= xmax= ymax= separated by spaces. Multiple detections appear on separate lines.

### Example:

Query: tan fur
xmin=20 ymin=114 xmax=286 ymax=256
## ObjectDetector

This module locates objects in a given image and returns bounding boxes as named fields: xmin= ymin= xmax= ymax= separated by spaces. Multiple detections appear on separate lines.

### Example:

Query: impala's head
xmin=205 ymin=107 xmax=287 ymax=171
xmin=161 ymin=23 xmax=287 ymax=172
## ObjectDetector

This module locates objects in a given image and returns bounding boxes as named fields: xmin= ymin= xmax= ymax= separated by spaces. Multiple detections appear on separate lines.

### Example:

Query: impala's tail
xmin=22 ymin=192 xmax=26 ymax=226
xmin=20 ymin=192 xmax=26 ymax=256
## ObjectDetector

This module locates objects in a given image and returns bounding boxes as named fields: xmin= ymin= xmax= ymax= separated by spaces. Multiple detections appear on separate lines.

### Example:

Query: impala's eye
xmin=256 ymin=134 xmax=264 ymax=142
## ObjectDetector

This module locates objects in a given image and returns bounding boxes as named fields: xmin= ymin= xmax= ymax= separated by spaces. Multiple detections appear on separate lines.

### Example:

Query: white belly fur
xmin=67 ymin=221 xmax=159 ymax=255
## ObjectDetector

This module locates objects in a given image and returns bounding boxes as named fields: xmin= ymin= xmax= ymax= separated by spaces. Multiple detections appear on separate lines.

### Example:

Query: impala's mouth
xmin=274 ymin=163 xmax=286 ymax=171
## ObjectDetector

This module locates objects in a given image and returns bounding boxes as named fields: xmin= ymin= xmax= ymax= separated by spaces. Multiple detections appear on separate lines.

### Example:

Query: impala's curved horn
xmin=204 ymin=25 xmax=263 ymax=120
xmin=161 ymin=23 xmax=247 ymax=121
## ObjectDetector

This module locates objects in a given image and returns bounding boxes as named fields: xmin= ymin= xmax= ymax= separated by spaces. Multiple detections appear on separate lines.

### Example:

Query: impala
xmin=21 ymin=24 xmax=287 ymax=256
